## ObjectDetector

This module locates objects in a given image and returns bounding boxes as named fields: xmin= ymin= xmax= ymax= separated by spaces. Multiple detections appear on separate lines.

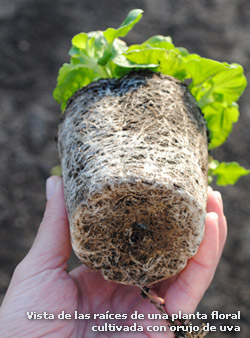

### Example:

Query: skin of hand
xmin=0 ymin=176 xmax=227 ymax=338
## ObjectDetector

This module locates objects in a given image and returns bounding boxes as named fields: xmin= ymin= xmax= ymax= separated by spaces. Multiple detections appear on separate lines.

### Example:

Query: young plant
xmin=54 ymin=9 xmax=249 ymax=186
xmin=54 ymin=9 xmax=248 ymax=286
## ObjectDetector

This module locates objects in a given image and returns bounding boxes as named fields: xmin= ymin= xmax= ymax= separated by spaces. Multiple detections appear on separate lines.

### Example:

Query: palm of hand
xmin=0 ymin=178 xmax=226 ymax=338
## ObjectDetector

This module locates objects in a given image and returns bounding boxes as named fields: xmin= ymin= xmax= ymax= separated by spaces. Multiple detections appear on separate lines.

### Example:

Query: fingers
xmin=207 ymin=187 xmax=228 ymax=260
xmin=163 ymin=188 xmax=227 ymax=315
xmin=19 ymin=176 xmax=71 ymax=274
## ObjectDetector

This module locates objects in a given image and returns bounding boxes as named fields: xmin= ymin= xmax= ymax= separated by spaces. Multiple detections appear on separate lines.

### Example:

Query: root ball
xmin=58 ymin=71 xmax=208 ymax=286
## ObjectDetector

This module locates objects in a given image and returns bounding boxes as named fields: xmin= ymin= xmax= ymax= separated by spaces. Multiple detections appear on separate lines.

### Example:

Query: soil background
xmin=0 ymin=0 xmax=250 ymax=337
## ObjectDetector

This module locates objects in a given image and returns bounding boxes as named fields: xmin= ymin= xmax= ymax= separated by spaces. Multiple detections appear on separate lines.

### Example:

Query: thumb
xmin=22 ymin=176 xmax=71 ymax=273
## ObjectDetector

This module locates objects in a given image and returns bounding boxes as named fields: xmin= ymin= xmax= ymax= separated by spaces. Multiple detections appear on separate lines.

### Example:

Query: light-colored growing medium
xmin=58 ymin=70 xmax=208 ymax=287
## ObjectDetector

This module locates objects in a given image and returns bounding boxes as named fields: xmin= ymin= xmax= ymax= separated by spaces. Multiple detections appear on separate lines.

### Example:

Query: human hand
xmin=0 ymin=176 xmax=227 ymax=337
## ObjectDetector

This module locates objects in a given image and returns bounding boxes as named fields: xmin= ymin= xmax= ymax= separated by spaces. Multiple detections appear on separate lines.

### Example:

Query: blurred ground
xmin=0 ymin=0 xmax=250 ymax=337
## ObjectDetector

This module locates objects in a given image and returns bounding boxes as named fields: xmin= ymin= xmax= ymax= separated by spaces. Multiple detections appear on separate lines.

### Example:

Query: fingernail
xmin=210 ymin=212 xmax=219 ymax=223
xmin=46 ymin=177 xmax=57 ymax=201
xmin=214 ymin=191 xmax=222 ymax=205
xmin=207 ymin=186 xmax=213 ymax=193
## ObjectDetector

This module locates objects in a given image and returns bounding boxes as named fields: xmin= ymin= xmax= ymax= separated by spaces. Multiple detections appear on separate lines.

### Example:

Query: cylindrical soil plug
xmin=58 ymin=70 xmax=208 ymax=286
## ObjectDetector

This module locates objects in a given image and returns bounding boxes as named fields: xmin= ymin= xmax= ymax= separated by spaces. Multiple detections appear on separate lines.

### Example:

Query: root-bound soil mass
xmin=58 ymin=71 xmax=208 ymax=286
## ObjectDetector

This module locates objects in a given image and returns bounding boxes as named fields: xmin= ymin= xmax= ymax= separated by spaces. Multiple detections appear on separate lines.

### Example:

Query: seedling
xmin=54 ymin=9 xmax=249 ymax=287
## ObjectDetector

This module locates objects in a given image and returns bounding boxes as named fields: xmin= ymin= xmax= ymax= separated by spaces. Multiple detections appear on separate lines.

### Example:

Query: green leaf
xmin=117 ymin=47 xmax=187 ymax=80
xmin=128 ymin=35 xmax=174 ymax=51
xmin=54 ymin=30 xmax=113 ymax=110
xmin=112 ymin=53 xmax=158 ymax=68
xmin=183 ymin=55 xmax=247 ymax=147
xmin=103 ymin=9 xmax=143 ymax=45
xmin=98 ymin=38 xmax=128 ymax=67
xmin=188 ymin=60 xmax=247 ymax=108
xmin=124 ymin=48 xmax=165 ymax=67
xmin=72 ymin=32 xmax=88 ymax=49
xmin=53 ymin=63 xmax=94 ymax=110
xmin=176 ymin=46 xmax=189 ymax=56
xmin=203 ymin=102 xmax=239 ymax=149
xmin=212 ymin=162 xmax=250 ymax=186
xmin=211 ymin=63 xmax=247 ymax=104
xmin=184 ymin=55 xmax=226 ymax=87
xmin=50 ymin=165 xmax=62 ymax=176
xmin=157 ymin=50 xmax=187 ymax=80
xmin=73 ymin=31 xmax=108 ymax=65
